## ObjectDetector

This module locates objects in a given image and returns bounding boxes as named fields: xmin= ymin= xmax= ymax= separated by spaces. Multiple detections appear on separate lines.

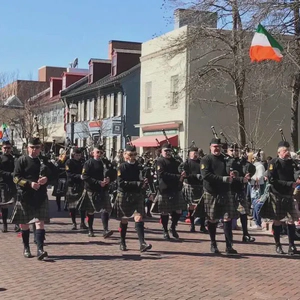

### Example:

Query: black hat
xmin=2 ymin=141 xmax=11 ymax=146
xmin=278 ymin=141 xmax=290 ymax=148
xmin=73 ymin=147 xmax=82 ymax=154
xmin=190 ymin=146 xmax=198 ymax=152
xmin=125 ymin=144 xmax=136 ymax=152
xmin=210 ymin=138 xmax=221 ymax=145
xmin=228 ymin=143 xmax=239 ymax=150
xmin=28 ymin=137 xmax=41 ymax=146
xmin=95 ymin=144 xmax=104 ymax=151
xmin=161 ymin=143 xmax=172 ymax=150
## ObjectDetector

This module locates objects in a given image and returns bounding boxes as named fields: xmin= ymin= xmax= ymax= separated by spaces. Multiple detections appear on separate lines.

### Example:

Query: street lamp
xmin=10 ymin=121 xmax=15 ymax=146
xmin=69 ymin=103 xmax=78 ymax=146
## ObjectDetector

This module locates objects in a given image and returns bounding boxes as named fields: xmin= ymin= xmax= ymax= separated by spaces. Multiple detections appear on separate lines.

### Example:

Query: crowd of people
xmin=0 ymin=133 xmax=299 ymax=261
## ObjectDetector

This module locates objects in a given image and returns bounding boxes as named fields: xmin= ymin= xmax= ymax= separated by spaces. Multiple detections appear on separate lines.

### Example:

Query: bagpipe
xmin=162 ymin=129 xmax=183 ymax=163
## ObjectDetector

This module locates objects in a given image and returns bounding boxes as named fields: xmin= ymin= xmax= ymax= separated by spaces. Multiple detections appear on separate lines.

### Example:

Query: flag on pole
xmin=249 ymin=24 xmax=283 ymax=62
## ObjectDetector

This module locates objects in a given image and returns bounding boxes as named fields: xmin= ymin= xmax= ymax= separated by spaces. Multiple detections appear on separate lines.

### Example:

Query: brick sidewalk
xmin=1 ymin=192 xmax=300 ymax=300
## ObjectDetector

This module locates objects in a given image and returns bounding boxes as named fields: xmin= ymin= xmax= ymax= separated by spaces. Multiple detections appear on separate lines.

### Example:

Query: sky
xmin=0 ymin=0 xmax=175 ymax=81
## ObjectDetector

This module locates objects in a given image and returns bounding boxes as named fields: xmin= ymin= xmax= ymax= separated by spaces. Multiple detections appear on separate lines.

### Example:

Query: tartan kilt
xmin=66 ymin=185 xmax=83 ymax=209
xmin=232 ymin=192 xmax=250 ymax=215
xmin=259 ymin=191 xmax=299 ymax=221
xmin=52 ymin=178 xmax=67 ymax=197
xmin=0 ymin=183 xmax=16 ymax=207
xmin=77 ymin=189 xmax=111 ymax=214
xmin=182 ymin=183 xmax=202 ymax=210
xmin=10 ymin=196 xmax=49 ymax=224
xmin=112 ymin=192 xmax=145 ymax=219
xmin=194 ymin=191 xmax=239 ymax=220
xmin=154 ymin=191 xmax=186 ymax=214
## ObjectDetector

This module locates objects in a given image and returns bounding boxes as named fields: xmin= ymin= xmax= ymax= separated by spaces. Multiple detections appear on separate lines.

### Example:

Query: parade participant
xmin=197 ymin=138 xmax=239 ymax=254
xmin=11 ymin=137 xmax=50 ymax=260
xmin=156 ymin=143 xmax=186 ymax=240
xmin=115 ymin=144 xmax=152 ymax=252
xmin=227 ymin=143 xmax=255 ymax=242
xmin=79 ymin=144 xmax=113 ymax=238
xmin=0 ymin=141 xmax=17 ymax=232
xmin=181 ymin=146 xmax=203 ymax=232
xmin=65 ymin=147 xmax=87 ymax=230
xmin=263 ymin=141 xmax=300 ymax=255
xmin=52 ymin=149 xmax=68 ymax=212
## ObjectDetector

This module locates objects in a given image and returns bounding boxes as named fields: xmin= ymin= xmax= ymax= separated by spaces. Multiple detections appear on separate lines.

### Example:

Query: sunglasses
xmin=29 ymin=146 xmax=41 ymax=149
xmin=2 ymin=147 xmax=11 ymax=150
xmin=95 ymin=150 xmax=103 ymax=154
xmin=163 ymin=149 xmax=171 ymax=152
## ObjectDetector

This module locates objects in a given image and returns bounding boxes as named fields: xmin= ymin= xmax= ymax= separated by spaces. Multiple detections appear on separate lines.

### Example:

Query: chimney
xmin=108 ymin=40 xmax=142 ymax=60
xmin=174 ymin=9 xmax=217 ymax=29
xmin=88 ymin=59 xmax=111 ymax=84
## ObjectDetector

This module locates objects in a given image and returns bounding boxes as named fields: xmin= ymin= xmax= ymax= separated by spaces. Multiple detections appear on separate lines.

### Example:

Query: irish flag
xmin=249 ymin=24 xmax=283 ymax=62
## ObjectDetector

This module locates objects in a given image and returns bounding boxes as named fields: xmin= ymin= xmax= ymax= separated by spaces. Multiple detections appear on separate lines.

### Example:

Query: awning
xmin=132 ymin=135 xmax=178 ymax=147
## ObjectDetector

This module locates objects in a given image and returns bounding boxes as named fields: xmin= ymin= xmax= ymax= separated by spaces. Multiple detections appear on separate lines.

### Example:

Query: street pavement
xmin=1 ymin=190 xmax=300 ymax=300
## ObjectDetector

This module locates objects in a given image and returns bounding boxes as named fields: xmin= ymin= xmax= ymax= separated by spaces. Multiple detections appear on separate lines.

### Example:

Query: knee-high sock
xmin=189 ymin=210 xmax=195 ymax=227
xmin=146 ymin=200 xmax=152 ymax=213
xmin=80 ymin=210 xmax=86 ymax=224
xmin=35 ymin=229 xmax=45 ymax=251
xmin=1 ymin=208 xmax=8 ymax=225
xmin=22 ymin=229 xmax=30 ymax=248
xmin=207 ymin=221 xmax=217 ymax=243
xmin=273 ymin=225 xmax=281 ymax=244
xmin=287 ymin=224 xmax=296 ymax=246
xmin=87 ymin=214 xmax=94 ymax=231
xmin=101 ymin=211 xmax=109 ymax=231
xmin=223 ymin=220 xmax=233 ymax=248
xmin=70 ymin=208 xmax=76 ymax=224
xmin=56 ymin=196 xmax=61 ymax=209
xmin=161 ymin=215 xmax=169 ymax=232
xmin=119 ymin=222 xmax=128 ymax=243
xmin=171 ymin=211 xmax=181 ymax=230
xmin=240 ymin=214 xmax=249 ymax=236
xmin=135 ymin=221 xmax=145 ymax=245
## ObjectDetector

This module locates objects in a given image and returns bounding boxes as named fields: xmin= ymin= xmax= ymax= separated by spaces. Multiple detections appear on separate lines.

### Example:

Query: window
xmin=94 ymin=98 xmax=98 ymax=119
xmin=103 ymin=96 xmax=107 ymax=118
xmin=51 ymin=110 xmax=57 ymax=124
xmin=170 ymin=75 xmax=179 ymax=107
xmin=102 ymin=137 xmax=107 ymax=150
xmin=111 ymin=54 xmax=117 ymax=76
xmin=114 ymin=94 xmax=118 ymax=116
xmin=88 ymin=64 xmax=93 ymax=84
xmin=84 ymin=100 xmax=87 ymax=120
xmin=145 ymin=82 xmax=152 ymax=111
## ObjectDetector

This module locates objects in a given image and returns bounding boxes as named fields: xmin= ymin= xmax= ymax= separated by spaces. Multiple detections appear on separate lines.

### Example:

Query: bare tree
xmin=161 ymin=0 xmax=300 ymax=149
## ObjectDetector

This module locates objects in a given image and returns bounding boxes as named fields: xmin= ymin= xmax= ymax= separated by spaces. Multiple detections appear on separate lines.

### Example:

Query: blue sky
xmin=0 ymin=0 xmax=174 ymax=80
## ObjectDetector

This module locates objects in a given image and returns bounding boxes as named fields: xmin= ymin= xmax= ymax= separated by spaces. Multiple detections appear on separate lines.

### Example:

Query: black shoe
xmin=170 ymin=228 xmax=179 ymax=240
xmin=88 ymin=230 xmax=95 ymax=237
xmin=276 ymin=244 xmax=284 ymax=254
xmin=80 ymin=223 xmax=88 ymax=230
xmin=200 ymin=226 xmax=209 ymax=234
xmin=163 ymin=231 xmax=171 ymax=241
xmin=103 ymin=230 xmax=113 ymax=239
xmin=120 ymin=242 xmax=127 ymax=251
xmin=190 ymin=226 xmax=196 ymax=233
xmin=210 ymin=242 xmax=220 ymax=254
xmin=37 ymin=249 xmax=48 ymax=261
xmin=2 ymin=224 xmax=8 ymax=233
xmin=71 ymin=223 xmax=77 ymax=230
xmin=23 ymin=247 xmax=32 ymax=258
xmin=225 ymin=247 xmax=238 ymax=255
xmin=140 ymin=242 xmax=152 ymax=252
xmin=14 ymin=225 xmax=21 ymax=233
xmin=288 ymin=245 xmax=300 ymax=255
xmin=146 ymin=212 xmax=152 ymax=218
xmin=242 ymin=235 xmax=255 ymax=243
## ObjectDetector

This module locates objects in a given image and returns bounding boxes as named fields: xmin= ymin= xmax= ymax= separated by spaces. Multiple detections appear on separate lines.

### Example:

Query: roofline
xmin=88 ymin=58 xmax=111 ymax=64
xmin=109 ymin=40 xmax=142 ymax=44
xmin=38 ymin=66 xmax=66 ymax=70
xmin=60 ymin=75 xmax=88 ymax=96
xmin=63 ymin=63 xmax=140 ymax=99
xmin=50 ymin=77 xmax=62 ymax=81
xmin=27 ymin=87 xmax=50 ymax=102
